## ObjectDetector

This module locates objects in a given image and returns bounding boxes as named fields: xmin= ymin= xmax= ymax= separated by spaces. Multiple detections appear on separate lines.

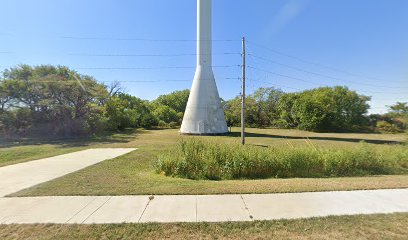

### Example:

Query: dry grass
xmin=6 ymin=128 xmax=407 ymax=197
xmin=1 ymin=213 xmax=407 ymax=240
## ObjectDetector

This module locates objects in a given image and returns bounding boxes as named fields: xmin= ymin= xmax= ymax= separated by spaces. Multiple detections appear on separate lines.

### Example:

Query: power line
xmin=59 ymin=36 xmax=239 ymax=42
xmin=248 ymin=76 xmax=408 ymax=101
xmin=247 ymin=78 xmax=395 ymax=111
xmin=247 ymin=66 xmax=408 ymax=95
xmin=9 ymin=77 xmax=239 ymax=84
xmin=249 ymin=78 xmax=303 ymax=91
xmin=246 ymin=40 xmax=406 ymax=85
xmin=248 ymin=66 xmax=328 ymax=86
xmin=68 ymin=53 xmax=241 ymax=57
xmin=75 ymin=65 xmax=240 ymax=70
xmin=247 ymin=53 xmax=407 ymax=89
xmin=0 ymin=33 xmax=241 ymax=42
xmin=2 ymin=64 xmax=241 ymax=71
xmin=29 ymin=80 xmax=191 ymax=83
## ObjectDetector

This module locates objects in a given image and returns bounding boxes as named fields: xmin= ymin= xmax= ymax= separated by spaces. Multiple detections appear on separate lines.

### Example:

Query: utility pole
xmin=241 ymin=37 xmax=246 ymax=145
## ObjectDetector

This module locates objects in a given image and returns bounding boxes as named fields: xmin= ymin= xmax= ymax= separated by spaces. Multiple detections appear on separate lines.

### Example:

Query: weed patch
xmin=155 ymin=139 xmax=408 ymax=180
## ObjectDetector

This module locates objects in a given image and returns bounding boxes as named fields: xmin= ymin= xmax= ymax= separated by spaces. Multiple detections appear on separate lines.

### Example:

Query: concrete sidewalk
xmin=1 ymin=189 xmax=407 ymax=224
xmin=0 ymin=148 xmax=136 ymax=197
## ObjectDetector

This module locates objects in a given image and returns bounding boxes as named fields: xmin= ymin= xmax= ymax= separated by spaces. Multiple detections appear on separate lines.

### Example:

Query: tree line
xmin=0 ymin=65 xmax=189 ymax=138
xmin=223 ymin=87 xmax=407 ymax=133
xmin=0 ymin=65 xmax=406 ymax=138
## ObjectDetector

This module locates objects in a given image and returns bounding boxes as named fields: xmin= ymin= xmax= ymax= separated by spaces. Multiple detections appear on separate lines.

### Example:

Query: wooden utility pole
xmin=241 ymin=37 xmax=246 ymax=145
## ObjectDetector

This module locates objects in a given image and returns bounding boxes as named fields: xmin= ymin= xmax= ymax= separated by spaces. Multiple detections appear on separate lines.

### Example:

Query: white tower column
xmin=180 ymin=0 xmax=228 ymax=135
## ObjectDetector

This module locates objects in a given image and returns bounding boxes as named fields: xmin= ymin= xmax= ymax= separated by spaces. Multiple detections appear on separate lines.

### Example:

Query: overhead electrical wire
xmin=246 ymin=40 xmax=406 ymax=85
xmin=59 ymin=36 xmax=239 ymax=42
xmin=245 ymin=48 xmax=408 ymax=96
xmin=68 ymin=53 xmax=241 ymax=57
xmin=246 ymin=65 xmax=408 ymax=95
xmin=75 ymin=65 xmax=240 ymax=70
xmin=11 ymin=77 xmax=240 ymax=84
xmin=0 ymin=35 xmax=405 ymax=105
xmin=247 ymin=53 xmax=407 ymax=89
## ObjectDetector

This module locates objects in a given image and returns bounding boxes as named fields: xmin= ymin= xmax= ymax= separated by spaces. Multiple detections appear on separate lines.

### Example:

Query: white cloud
xmin=265 ymin=0 xmax=310 ymax=37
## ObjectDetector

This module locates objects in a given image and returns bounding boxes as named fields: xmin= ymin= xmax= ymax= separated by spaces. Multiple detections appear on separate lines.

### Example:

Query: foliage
xmin=156 ymin=139 xmax=408 ymax=180
xmin=152 ymin=89 xmax=189 ymax=113
xmin=224 ymin=87 xmax=283 ymax=128
xmin=373 ymin=102 xmax=408 ymax=133
xmin=281 ymin=87 xmax=370 ymax=132
xmin=0 ymin=64 xmax=397 ymax=136
xmin=153 ymin=105 xmax=179 ymax=124
xmin=389 ymin=102 xmax=408 ymax=115
xmin=376 ymin=121 xmax=404 ymax=133
xmin=151 ymin=90 xmax=189 ymax=124
xmin=105 ymin=94 xmax=157 ymax=130
xmin=224 ymin=86 xmax=371 ymax=132
xmin=0 ymin=64 xmax=109 ymax=137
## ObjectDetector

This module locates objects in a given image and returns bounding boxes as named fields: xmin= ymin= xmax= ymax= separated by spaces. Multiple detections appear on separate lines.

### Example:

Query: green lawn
xmin=0 ymin=130 xmax=139 ymax=167
xmin=1 ymin=213 xmax=407 ymax=240
xmin=5 ymin=128 xmax=407 ymax=197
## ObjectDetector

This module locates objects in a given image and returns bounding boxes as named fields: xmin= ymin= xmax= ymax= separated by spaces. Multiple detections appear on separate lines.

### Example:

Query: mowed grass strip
xmin=1 ymin=213 xmax=407 ymax=240
xmin=0 ymin=130 xmax=140 ymax=167
xmin=8 ymin=128 xmax=408 ymax=197
xmin=0 ymin=145 xmax=86 ymax=167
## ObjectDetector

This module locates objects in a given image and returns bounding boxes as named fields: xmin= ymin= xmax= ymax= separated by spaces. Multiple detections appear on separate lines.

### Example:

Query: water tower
xmin=180 ymin=0 xmax=228 ymax=135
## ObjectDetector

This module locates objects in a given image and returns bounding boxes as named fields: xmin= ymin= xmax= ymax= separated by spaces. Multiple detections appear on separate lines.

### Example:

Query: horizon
xmin=1 ymin=0 xmax=407 ymax=114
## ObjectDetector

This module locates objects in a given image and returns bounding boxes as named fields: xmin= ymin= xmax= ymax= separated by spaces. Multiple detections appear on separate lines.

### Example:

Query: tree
xmin=153 ymin=105 xmax=179 ymax=124
xmin=151 ymin=89 xmax=190 ymax=124
xmin=375 ymin=102 xmax=408 ymax=133
xmin=223 ymin=95 xmax=260 ymax=128
xmin=105 ymin=94 xmax=157 ymax=130
xmin=152 ymin=90 xmax=190 ymax=113
xmin=288 ymin=86 xmax=370 ymax=132
xmin=0 ymin=81 xmax=12 ymax=112
xmin=276 ymin=93 xmax=299 ymax=128
xmin=252 ymin=87 xmax=283 ymax=127
xmin=388 ymin=102 xmax=408 ymax=115
xmin=223 ymin=96 xmax=241 ymax=127
xmin=0 ymin=64 xmax=109 ymax=137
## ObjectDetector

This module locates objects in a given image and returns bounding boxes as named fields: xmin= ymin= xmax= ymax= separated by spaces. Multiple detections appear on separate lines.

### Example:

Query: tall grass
xmin=155 ymin=139 xmax=408 ymax=180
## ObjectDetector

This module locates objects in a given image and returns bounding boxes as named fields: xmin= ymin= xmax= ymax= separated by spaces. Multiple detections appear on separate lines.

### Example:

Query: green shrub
xmin=158 ymin=120 xmax=168 ymax=128
xmin=376 ymin=121 xmax=404 ymax=133
xmin=155 ymin=139 xmax=408 ymax=180
xmin=168 ymin=122 xmax=179 ymax=129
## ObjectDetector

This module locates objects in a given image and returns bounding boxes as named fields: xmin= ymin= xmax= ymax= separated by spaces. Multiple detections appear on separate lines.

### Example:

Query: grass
xmin=156 ymin=139 xmax=408 ymax=180
xmin=1 ymin=213 xmax=407 ymax=239
xmin=0 ymin=130 xmax=139 ymax=167
xmin=5 ymin=128 xmax=408 ymax=197
xmin=0 ymin=145 xmax=86 ymax=167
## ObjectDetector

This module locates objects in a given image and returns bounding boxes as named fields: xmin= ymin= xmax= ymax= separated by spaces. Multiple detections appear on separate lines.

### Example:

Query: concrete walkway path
xmin=1 ymin=189 xmax=407 ymax=224
xmin=0 ymin=148 xmax=136 ymax=197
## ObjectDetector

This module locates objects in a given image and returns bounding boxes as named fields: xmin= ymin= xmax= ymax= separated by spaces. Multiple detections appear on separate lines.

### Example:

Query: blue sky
xmin=0 ymin=0 xmax=407 ymax=113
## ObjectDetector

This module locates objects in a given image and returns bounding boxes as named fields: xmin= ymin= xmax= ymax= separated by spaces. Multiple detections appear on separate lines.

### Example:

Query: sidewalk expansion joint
xmin=240 ymin=195 xmax=253 ymax=221
xmin=81 ymin=196 xmax=112 ymax=224
xmin=138 ymin=196 xmax=153 ymax=223
xmin=65 ymin=197 xmax=97 ymax=224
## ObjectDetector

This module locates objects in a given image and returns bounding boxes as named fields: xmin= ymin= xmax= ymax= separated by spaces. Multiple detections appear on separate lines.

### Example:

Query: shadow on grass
xmin=227 ymin=131 xmax=405 ymax=145
xmin=0 ymin=128 xmax=141 ymax=148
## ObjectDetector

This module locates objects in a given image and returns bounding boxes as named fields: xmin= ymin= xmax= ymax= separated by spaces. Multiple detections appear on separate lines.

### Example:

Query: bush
xmin=0 ymin=108 xmax=32 ymax=137
xmin=376 ymin=121 xmax=403 ymax=133
xmin=153 ymin=105 xmax=179 ymax=124
xmin=0 ymin=65 xmax=110 ymax=138
xmin=168 ymin=122 xmax=179 ymax=129
xmin=155 ymin=139 xmax=408 ymax=180
xmin=158 ymin=120 xmax=168 ymax=128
